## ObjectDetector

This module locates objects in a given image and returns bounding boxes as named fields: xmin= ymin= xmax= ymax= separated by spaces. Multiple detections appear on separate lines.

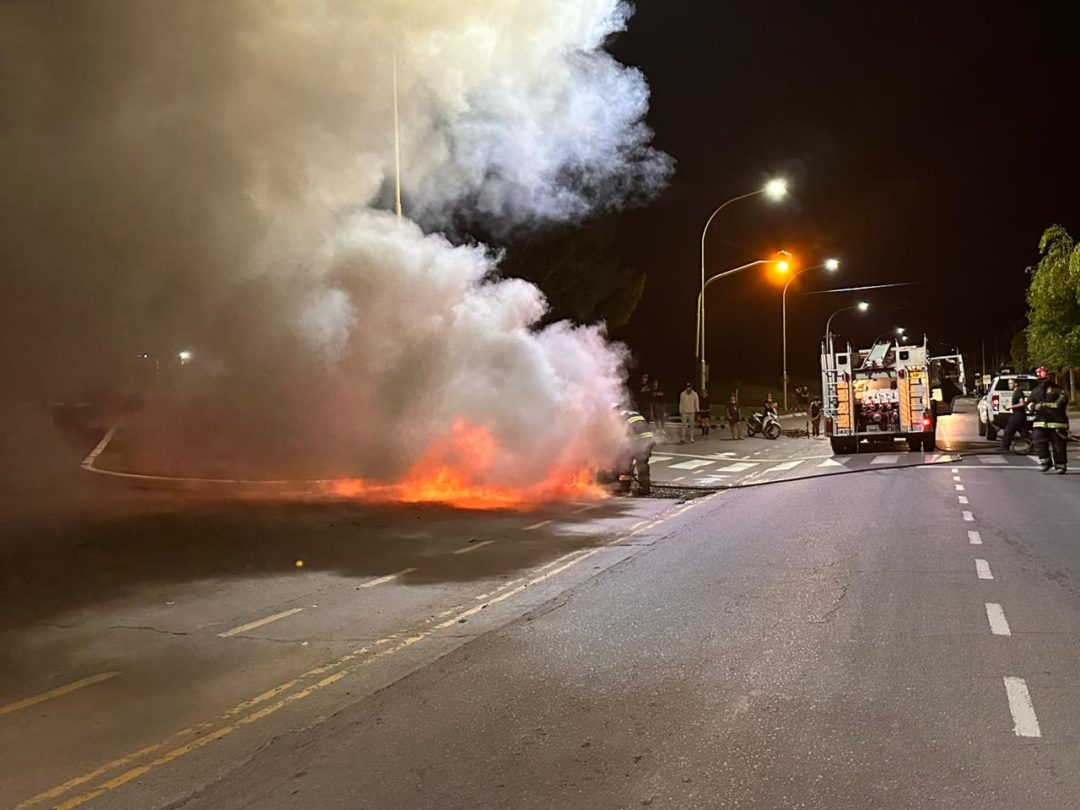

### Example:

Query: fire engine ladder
xmin=824 ymin=366 xmax=841 ymax=411
xmin=859 ymin=341 xmax=891 ymax=369
xmin=822 ymin=365 xmax=850 ymax=430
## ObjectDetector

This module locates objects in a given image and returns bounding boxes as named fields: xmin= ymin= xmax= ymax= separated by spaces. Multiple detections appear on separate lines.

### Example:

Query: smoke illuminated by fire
xmin=330 ymin=421 xmax=606 ymax=510
xmin=1 ymin=2 xmax=669 ymax=507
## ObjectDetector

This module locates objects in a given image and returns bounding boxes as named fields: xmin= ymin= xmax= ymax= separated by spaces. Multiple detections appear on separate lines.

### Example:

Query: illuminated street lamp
xmin=825 ymin=302 xmax=869 ymax=357
xmin=178 ymin=350 xmax=192 ymax=365
xmin=696 ymin=178 xmax=788 ymax=391
xmin=781 ymin=257 xmax=840 ymax=410
xmin=698 ymin=251 xmax=792 ymax=391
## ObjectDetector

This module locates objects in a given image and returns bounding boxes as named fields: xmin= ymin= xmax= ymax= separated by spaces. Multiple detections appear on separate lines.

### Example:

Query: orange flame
xmin=329 ymin=420 xmax=606 ymax=510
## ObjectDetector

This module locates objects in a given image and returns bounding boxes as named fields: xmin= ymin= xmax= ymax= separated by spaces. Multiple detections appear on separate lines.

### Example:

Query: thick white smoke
xmin=0 ymin=1 xmax=670 ymax=491
xmin=291 ymin=211 xmax=630 ymax=485
xmin=234 ymin=1 xmax=669 ymax=229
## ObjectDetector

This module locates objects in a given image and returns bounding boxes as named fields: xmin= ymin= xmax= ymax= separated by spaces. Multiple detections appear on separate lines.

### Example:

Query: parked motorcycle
xmin=746 ymin=410 xmax=782 ymax=440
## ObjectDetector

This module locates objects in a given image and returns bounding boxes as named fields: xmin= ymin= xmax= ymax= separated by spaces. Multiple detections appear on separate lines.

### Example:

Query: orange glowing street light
xmin=697 ymin=178 xmax=789 ymax=391
xmin=780 ymin=255 xmax=840 ymax=409
xmin=697 ymin=249 xmax=793 ymax=389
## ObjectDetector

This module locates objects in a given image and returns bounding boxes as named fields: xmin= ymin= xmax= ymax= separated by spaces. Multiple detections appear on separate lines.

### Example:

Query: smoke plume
xmin=0 ymin=1 xmax=670 ymax=492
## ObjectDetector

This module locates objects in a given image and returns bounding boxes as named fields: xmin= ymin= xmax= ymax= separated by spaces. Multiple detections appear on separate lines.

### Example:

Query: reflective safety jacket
xmin=622 ymin=410 xmax=656 ymax=454
xmin=1031 ymin=388 xmax=1070 ymax=430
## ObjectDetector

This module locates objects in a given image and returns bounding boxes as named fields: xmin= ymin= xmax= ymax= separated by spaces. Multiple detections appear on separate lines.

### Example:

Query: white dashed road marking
xmin=523 ymin=520 xmax=551 ymax=531
xmin=218 ymin=608 xmax=305 ymax=638
xmin=985 ymin=603 xmax=1012 ymax=636
xmin=968 ymin=530 xmax=982 ymax=545
xmin=959 ymin=495 xmax=969 ymax=504
xmin=361 ymin=567 xmax=418 ymax=588
xmin=956 ymin=484 xmax=966 ymax=491
xmin=963 ymin=511 xmax=975 ymax=522
xmin=1003 ymin=677 xmax=1042 ymax=737
xmin=453 ymin=539 xmax=497 ymax=555
xmin=953 ymin=475 xmax=962 ymax=482
xmin=0 ymin=671 xmax=120 ymax=718
xmin=975 ymin=559 xmax=994 ymax=580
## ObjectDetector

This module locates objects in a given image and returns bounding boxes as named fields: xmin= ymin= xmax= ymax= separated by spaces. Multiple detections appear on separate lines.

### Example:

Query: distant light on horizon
xmin=178 ymin=350 xmax=192 ymax=364
xmin=857 ymin=302 xmax=870 ymax=311
xmin=825 ymin=258 xmax=840 ymax=271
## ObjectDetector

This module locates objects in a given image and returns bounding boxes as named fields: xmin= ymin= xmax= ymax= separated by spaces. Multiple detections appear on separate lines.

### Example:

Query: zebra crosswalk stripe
xmin=768 ymin=460 xmax=805 ymax=471
xmin=870 ymin=454 xmax=899 ymax=465
xmin=668 ymin=459 xmax=714 ymax=470
xmin=716 ymin=462 xmax=757 ymax=472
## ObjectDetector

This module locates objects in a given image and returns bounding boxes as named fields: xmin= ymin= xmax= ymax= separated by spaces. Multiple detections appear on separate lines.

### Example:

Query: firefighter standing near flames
xmin=1028 ymin=367 xmax=1069 ymax=473
xmin=617 ymin=408 xmax=655 ymax=495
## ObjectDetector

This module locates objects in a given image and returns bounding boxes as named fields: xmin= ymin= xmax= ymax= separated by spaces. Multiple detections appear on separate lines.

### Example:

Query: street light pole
xmin=696 ymin=179 xmax=787 ymax=392
xmin=695 ymin=258 xmax=781 ymax=388
xmin=781 ymin=258 xmax=839 ymax=410
xmin=824 ymin=302 xmax=870 ymax=358
xmin=392 ymin=46 xmax=403 ymax=221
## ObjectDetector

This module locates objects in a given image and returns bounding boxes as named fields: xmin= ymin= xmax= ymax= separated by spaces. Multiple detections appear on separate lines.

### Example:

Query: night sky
xmin=612 ymin=2 xmax=1080 ymax=388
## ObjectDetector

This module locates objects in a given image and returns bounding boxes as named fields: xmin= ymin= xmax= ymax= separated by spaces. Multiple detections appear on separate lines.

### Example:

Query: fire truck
xmin=821 ymin=336 xmax=937 ymax=454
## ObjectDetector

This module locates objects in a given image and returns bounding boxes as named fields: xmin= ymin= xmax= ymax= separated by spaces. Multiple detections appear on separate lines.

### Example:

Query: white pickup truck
xmin=976 ymin=373 xmax=1039 ymax=440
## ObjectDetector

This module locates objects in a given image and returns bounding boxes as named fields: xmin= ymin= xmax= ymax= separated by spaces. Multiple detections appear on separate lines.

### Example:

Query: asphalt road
xmin=3 ymin=400 xmax=1078 ymax=808
xmin=648 ymin=399 xmax=1008 ymax=487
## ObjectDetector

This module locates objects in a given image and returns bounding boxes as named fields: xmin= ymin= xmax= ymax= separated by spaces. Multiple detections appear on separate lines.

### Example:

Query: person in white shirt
xmin=679 ymin=382 xmax=700 ymax=443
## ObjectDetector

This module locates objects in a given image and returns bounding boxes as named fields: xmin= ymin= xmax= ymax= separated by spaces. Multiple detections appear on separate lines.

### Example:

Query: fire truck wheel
xmin=977 ymin=416 xmax=987 ymax=437
xmin=923 ymin=433 xmax=936 ymax=451
xmin=985 ymin=422 xmax=997 ymax=441
xmin=830 ymin=437 xmax=853 ymax=454
xmin=907 ymin=437 xmax=921 ymax=452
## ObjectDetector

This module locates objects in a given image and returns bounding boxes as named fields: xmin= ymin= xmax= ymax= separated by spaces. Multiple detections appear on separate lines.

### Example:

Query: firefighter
xmin=1028 ymin=367 xmax=1069 ymax=473
xmin=618 ymin=408 xmax=655 ymax=495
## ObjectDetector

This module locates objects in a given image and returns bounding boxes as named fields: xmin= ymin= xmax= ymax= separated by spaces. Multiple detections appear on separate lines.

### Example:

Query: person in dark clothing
xmin=698 ymin=388 xmax=712 ymax=436
xmin=1028 ymin=370 xmax=1069 ymax=473
xmin=1000 ymin=379 xmax=1030 ymax=452
xmin=617 ymin=409 xmax=655 ymax=495
xmin=726 ymin=393 xmax=743 ymax=440
xmin=636 ymin=373 xmax=653 ymax=423
xmin=651 ymin=379 xmax=668 ymax=435
xmin=810 ymin=398 xmax=823 ymax=437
